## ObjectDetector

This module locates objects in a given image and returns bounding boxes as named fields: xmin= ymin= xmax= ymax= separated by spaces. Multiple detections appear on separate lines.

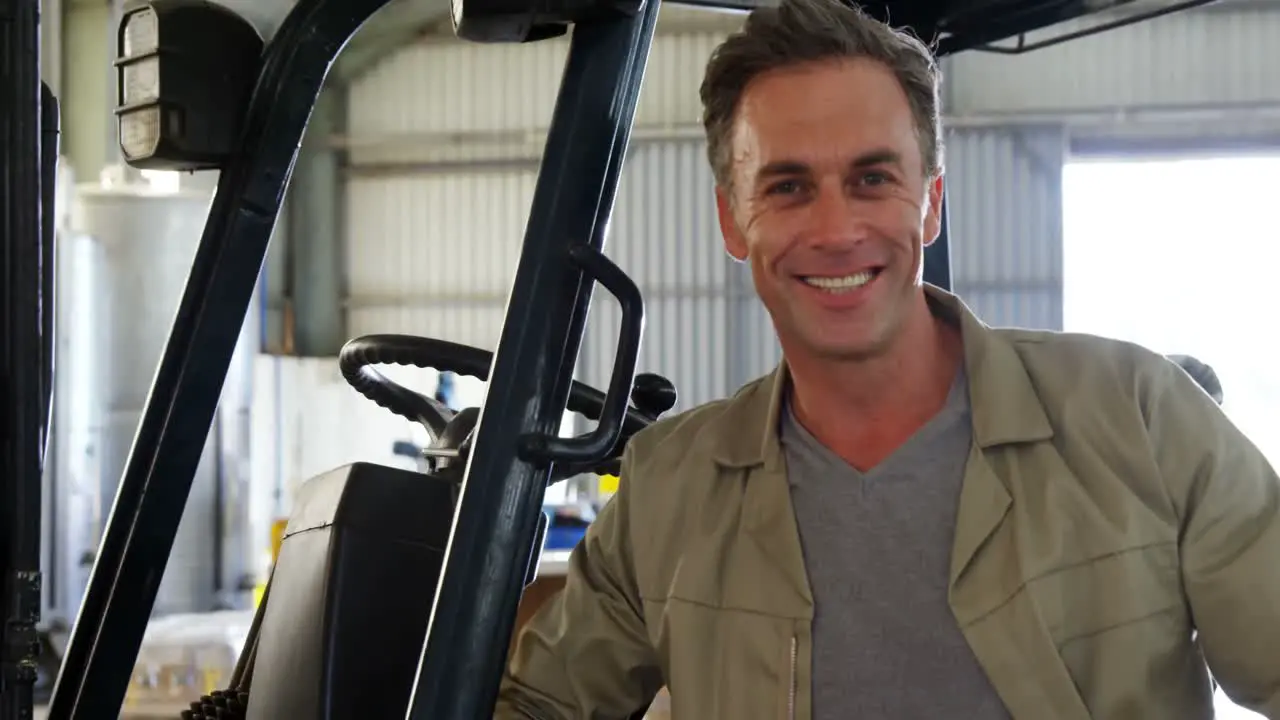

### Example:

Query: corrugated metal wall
xmin=578 ymin=141 xmax=747 ymax=411
xmin=343 ymin=141 xmax=764 ymax=411
xmin=342 ymin=135 xmax=1065 ymax=411
xmin=346 ymin=4 xmax=1280 ymax=162
xmin=338 ymin=4 xmax=1280 ymax=407
xmin=947 ymin=7 xmax=1280 ymax=115
xmin=947 ymin=127 xmax=1065 ymax=330
xmin=345 ymin=169 xmax=536 ymax=345
xmin=945 ymin=6 xmax=1280 ymax=146
xmin=345 ymin=29 xmax=727 ymax=168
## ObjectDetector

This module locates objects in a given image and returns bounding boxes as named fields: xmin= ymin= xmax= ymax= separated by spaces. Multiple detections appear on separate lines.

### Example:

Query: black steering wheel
xmin=338 ymin=334 xmax=677 ymax=478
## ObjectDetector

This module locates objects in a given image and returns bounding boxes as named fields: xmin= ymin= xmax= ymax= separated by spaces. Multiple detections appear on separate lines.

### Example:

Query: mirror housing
xmin=451 ymin=0 xmax=645 ymax=43
xmin=114 ymin=0 xmax=264 ymax=171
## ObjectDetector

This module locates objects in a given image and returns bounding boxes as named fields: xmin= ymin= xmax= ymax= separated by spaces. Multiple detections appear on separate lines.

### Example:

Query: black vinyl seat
xmin=245 ymin=462 xmax=457 ymax=720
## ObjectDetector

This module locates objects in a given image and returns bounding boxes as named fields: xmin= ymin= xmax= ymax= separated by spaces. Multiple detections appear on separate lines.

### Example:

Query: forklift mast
xmin=2 ymin=1 xmax=59 ymax=718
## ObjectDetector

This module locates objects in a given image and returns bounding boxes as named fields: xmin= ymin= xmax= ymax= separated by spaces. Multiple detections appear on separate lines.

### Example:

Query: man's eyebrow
xmin=755 ymin=160 xmax=810 ymax=181
xmin=852 ymin=149 xmax=903 ymax=169
xmin=753 ymin=150 xmax=904 ymax=183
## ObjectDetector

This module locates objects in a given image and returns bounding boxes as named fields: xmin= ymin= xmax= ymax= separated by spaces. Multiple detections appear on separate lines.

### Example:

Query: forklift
xmin=0 ymin=0 xmax=1224 ymax=718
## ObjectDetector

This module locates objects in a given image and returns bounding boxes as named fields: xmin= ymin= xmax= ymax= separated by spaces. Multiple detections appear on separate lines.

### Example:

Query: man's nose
xmin=805 ymin=184 xmax=867 ymax=249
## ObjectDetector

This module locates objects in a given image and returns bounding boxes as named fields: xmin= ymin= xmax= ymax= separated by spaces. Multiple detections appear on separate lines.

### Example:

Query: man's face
xmin=716 ymin=58 xmax=943 ymax=363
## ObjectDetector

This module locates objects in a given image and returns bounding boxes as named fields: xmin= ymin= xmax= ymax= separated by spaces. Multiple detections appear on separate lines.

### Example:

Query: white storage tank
xmin=45 ymin=228 xmax=109 ymax=622
xmin=64 ymin=167 xmax=258 ymax=617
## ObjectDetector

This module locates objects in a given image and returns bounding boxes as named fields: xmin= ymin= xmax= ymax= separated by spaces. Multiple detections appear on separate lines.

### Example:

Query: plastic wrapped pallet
xmin=123 ymin=609 xmax=255 ymax=712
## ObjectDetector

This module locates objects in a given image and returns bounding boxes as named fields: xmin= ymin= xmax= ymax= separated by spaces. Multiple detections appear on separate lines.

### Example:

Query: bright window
xmin=1064 ymin=153 xmax=1279 ymax=719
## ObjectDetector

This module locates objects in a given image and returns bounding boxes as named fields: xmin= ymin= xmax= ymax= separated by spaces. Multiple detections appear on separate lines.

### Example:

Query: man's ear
xmin=716 ymin=186 xmax=749 ymax=262
xmin=921 ymin=173 xmax=945 ymax=248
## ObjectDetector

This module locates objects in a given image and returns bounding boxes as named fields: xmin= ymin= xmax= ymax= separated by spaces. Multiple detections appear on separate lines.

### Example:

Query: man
xmin=495 ymin=0 xmax=1280 ymax=716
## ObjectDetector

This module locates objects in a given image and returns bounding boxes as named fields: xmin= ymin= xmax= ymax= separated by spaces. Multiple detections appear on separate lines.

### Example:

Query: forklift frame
xmin=1 ymin=1 xmax=59 ymax=717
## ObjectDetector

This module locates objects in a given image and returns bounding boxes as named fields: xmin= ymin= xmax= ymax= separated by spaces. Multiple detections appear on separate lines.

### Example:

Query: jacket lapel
xmin=940 ymin=288 xmax=1092 ymax=719
xmin=947 ymin=449 xmax=1089 ymax=719
xmin=710 ymin=366 xmax=814 ymax=618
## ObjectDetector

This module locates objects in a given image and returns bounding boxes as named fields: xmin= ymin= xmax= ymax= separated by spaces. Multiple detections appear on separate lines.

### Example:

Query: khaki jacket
xmin=496 ymin=288 xmax=1280 ymax=719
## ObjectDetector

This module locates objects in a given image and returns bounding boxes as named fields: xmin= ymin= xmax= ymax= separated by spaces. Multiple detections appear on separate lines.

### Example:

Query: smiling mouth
xmin=800 ymin=268 xmax=882 ymax=293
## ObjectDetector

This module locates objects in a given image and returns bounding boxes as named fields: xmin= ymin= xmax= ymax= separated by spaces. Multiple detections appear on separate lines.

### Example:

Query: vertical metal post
xmin=46 ymin=1 xmax=397 ymax=715
xmin=288 ymin=86 xmax=347 ymax=355
xmin=1 ymin=2 xmax=46 ymax=719
xmin=404 ymin=3 xmax=659 ymax=718
xmin=42 ymin=85 xmax=60 ymax=472
xmin=924 ymin=192 xmax=953 ymax=291
xmin=39 ymin=79 xmax=61 ymax=641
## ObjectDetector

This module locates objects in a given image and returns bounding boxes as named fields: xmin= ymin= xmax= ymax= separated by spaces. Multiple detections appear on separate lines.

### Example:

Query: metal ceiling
xmin=209 ymin=0 xmax=1256 ymax=85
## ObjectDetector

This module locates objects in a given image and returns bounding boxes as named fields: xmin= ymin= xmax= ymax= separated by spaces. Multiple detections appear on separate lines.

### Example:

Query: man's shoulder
xmin=995 ymin=326 xmax=1172 ymax=377
xmin=993 ymin=324 xmax=1151 ymax=355
xmin=988 ymin=325 xmax=1181 ymax=411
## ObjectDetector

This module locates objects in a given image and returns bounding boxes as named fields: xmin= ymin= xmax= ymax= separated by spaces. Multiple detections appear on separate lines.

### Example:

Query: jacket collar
xmin=711 ymin=284 xmax=1054 ymax=469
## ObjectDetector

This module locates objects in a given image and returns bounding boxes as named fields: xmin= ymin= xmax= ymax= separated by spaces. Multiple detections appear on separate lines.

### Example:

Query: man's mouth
xmin=799 ymin=268 xmax=882 ymax=293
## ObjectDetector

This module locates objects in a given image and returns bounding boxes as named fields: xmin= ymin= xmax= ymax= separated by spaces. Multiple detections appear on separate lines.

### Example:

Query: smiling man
xmin=495 ymin=0 xmax=1280 ymax=718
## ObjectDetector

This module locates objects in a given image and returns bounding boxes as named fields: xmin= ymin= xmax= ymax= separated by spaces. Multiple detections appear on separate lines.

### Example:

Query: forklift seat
xmin=245 ymin=462 xmax=457 ymax=720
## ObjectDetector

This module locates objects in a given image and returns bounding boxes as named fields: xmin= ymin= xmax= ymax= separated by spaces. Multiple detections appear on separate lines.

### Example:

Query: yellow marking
xmin=270 ymin=518 xmax=288 ymax=562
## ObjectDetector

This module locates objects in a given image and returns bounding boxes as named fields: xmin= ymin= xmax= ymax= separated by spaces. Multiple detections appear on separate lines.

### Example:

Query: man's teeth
xmin=802 ymin=270 xmax=876 ymax=292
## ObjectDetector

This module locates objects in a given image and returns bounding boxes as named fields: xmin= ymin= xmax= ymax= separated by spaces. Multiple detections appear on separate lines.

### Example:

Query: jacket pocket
xmin=645 ymin=597 xmax=797 ymax=719
xmin=1027 ymin=542 xmax=1212 ymax=718
xmin=1027 ymin=541 xmax=1184 ymax=647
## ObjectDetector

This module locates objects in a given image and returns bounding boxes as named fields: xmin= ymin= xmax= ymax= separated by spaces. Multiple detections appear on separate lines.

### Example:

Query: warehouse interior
xmin=12 ymin=0 xmax=1279 ymax=717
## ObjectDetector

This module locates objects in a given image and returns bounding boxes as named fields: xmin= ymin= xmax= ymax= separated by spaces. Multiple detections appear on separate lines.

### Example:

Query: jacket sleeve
xmin=494 ymin=450 xmax=664 ymax=719
xmin=1146 ymin=358 xmax=1280 ymax=717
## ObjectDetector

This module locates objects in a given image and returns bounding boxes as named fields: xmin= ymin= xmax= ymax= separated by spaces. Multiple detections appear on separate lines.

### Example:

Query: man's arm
xmin=495 ymin=451 xmax=664 ymax=718
xmin=1146 ymin=358 xmax=1280 ymax=716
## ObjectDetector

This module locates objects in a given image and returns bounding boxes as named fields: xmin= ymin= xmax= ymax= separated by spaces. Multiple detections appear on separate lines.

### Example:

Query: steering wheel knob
xmin=631 ymin=372 xmax=677 ymax=418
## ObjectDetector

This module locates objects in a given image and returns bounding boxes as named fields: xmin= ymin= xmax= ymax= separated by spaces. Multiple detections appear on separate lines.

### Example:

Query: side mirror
xmin=451 ymin=0 xmax=645 ymax=43
xmin=114 ymin=0 xmax=264 ymax=171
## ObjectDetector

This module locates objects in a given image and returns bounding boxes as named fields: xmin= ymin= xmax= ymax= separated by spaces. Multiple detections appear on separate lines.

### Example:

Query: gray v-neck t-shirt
xmin=779 ymin=371 xmax=1010 ymax=719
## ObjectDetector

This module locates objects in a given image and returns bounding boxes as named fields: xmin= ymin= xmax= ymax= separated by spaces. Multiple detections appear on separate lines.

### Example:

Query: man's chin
xmin=807 ymin=338 xmax=886 ymax=363
xmin=791 ymin=324 xmax=890 ymax=364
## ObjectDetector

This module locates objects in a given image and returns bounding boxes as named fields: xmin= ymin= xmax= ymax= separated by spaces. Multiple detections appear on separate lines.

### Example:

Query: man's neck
xmin=787 ymin=295 xmax=963 ymax=469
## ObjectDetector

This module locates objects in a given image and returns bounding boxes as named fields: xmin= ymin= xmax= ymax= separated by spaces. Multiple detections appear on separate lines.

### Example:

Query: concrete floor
xmin=34 ymin=702 xmax=192 ymax=720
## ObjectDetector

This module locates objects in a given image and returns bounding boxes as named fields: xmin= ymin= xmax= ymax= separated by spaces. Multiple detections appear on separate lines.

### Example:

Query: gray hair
xmin=699 ymin=0 xmax=945 ymax=189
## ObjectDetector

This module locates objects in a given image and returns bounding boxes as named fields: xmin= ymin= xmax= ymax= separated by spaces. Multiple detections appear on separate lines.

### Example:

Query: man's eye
xmin=860 ymin=172 xmax=891 ymax=186
xmin=767 ymin=180 xmax=801 ymax=195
